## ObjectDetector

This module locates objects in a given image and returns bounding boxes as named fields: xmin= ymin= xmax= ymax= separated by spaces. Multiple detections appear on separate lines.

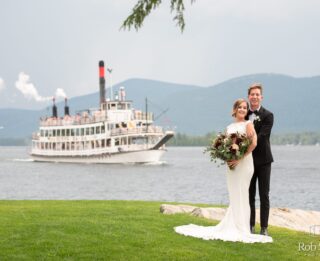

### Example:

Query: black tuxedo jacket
xmin=246 ymin=106 xmax=274 ymax=166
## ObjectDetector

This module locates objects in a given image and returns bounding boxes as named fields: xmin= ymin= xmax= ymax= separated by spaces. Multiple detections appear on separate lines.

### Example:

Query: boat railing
xmin=32 ymin=133 xmax=40 ymax=140
xmin=39 ymin=115 xmax=108 ymax=127
xmin=31 ymin=143 xmax=154 ymax=156
xmin=31 ymin=126 xmax=163 ymax=142
xmin=110 ymin=126 xmax=163 ymax=136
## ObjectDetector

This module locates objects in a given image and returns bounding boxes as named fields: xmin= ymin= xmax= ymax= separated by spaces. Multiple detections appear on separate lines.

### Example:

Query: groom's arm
xmin=257 ymin=113 xmax=274 ymax=142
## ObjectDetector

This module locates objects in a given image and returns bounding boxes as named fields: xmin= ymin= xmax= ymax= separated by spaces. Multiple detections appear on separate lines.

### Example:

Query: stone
xmin=159 ymin=204 xmax=197 ymax=214
xmin=160 ymin=204 xmax=320 ymax=235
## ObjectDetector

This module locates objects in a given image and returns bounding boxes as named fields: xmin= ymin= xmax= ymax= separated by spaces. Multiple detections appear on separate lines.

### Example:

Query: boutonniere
xmin=253 ymin=116 xmax=261 ymax=124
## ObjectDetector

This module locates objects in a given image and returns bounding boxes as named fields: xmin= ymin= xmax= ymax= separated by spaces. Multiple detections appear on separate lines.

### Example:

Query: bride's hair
xmin=232 ymin=98 xmax=249 ymax=117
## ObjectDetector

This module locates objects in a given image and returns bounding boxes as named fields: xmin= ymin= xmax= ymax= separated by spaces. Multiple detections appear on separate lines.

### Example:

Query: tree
xmin=122 ymin=0 xmax=196 ymax=32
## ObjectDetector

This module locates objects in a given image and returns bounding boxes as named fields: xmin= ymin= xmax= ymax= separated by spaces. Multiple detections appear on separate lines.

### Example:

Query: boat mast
xmin=146 ymin=97 xmax=148 ymax=145
xmin=107 ymin=68 xmax=113 ymax=100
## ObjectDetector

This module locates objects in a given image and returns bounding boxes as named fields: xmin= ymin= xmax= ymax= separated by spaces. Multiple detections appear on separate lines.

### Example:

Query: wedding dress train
xmin=174 ymin=121 xmax=273 ymax=243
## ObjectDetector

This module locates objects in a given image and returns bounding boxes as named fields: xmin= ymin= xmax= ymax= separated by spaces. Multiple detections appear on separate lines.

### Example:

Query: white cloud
xmin=15 ymin=72 xmax=52 ymax=102
xmin=55 ymin=88 xmax=67 ymax=99
xmin=15 ymin=72 xmax=68 ymax=103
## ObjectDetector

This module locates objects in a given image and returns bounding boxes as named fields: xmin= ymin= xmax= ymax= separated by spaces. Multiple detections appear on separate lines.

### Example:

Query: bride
xmin=175 ymin=99 xmax=273 ymax=243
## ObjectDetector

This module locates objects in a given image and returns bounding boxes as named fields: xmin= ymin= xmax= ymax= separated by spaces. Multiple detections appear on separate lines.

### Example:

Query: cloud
xmin=15 ymin=72 xmax=68 ymax=102
xmin=15 ymin=72 xmax=52 ymax=102
xmin=0 ymin=78 xmax=5 ymax=92
xmin=55 ymin=88 xmax=67 ymax=99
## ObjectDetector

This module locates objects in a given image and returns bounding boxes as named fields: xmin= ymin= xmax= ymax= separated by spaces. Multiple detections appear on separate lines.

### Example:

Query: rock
xmin=160 ymin=204 xmax=197 ymax=214
xmin=160 ymin=204 xmax=320 ymax=235
xmin=191 ymin=207 xmax=226 ymax=220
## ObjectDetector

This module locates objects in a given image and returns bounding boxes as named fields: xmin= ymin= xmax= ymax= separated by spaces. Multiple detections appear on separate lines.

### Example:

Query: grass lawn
xmin=0 ymin=200 xmax=318 ymax=260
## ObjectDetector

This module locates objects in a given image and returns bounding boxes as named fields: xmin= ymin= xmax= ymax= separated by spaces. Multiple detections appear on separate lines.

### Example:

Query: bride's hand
xmin=227 ymin=159 xmax=239 ymax=169
xmin=247 ymin=128 xmax=255 ymax=138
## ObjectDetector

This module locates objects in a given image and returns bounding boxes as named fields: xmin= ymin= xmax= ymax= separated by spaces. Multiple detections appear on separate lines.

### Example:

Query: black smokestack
xmin=52 ymin=97 xmax=58 ymax=118
xmin=99 ymin=60 xmax=106 ymax=107
xmin=64 ymin=98 xmax=70 ymax=116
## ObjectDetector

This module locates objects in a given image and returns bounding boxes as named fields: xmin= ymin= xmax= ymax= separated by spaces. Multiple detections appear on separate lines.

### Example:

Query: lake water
xmin=0 ymin=146 xmax=319 ymax=211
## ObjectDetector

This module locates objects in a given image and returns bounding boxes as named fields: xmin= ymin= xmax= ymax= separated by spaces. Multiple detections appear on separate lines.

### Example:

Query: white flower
xmin=231 ymin=144 xmax=239 ymax=151
xmin=254 ymin=116 xmax=261 ymax=123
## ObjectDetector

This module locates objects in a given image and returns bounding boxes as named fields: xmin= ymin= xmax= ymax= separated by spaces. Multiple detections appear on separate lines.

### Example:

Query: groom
xmin=246 ymin=83 xmax=274 ymax=236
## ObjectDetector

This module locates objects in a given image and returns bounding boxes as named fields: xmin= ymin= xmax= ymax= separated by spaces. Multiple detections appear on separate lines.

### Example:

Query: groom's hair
xmin=248 ymin=83 xmax=263 ymax=95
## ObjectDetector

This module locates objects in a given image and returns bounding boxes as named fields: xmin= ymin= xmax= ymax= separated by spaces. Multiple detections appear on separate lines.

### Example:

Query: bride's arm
xmin=244 ymin=122 xmax=257 ymax=156
xmin=228 ymin=122 xmax=257 ymax=169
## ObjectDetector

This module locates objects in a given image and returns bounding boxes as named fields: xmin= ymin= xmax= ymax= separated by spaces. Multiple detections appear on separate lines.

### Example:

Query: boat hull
xmin=30 ymin=149 xmax=165 ymax=164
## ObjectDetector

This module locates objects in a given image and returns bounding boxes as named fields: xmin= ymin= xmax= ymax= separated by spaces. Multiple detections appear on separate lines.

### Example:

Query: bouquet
xmin=205 ymin=132 xmax=251 ymax=169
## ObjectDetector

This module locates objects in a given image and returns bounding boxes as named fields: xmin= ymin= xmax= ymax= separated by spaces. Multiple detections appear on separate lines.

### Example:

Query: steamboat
xmin=30 ymin=61 xmax=174 ymax=163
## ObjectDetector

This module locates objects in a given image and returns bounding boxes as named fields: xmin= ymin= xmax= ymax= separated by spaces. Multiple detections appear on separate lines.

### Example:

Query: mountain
xmin=0 ymin=74 xmax=320 ymax=139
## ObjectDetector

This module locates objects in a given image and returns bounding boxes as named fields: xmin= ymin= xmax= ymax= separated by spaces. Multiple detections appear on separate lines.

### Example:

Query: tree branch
xmin=121 ymin=0 xmax=196 ymax=32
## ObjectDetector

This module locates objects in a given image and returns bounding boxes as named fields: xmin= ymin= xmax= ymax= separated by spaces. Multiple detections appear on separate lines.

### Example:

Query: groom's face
xmin=248 ymin=88 xmax=263 ymax=109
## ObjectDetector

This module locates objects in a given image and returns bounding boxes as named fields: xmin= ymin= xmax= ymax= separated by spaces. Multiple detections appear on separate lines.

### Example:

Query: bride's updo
xmin=232 ymin=98 xmax=249 ymax=117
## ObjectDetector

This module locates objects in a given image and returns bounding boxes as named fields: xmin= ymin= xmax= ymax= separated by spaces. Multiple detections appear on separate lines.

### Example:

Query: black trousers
xmin=249 ymin=163 xmax=271 ymax=228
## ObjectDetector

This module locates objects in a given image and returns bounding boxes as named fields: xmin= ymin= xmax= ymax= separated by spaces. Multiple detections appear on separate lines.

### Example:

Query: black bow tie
xmin=248 ymin=110 xmax=259 ymax=116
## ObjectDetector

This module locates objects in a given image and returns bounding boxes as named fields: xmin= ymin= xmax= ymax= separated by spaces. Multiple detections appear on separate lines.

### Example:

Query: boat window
xmin=117 ymin=103 xmax=126 ymax=110
xmin=71 ymin=129 xmax=75 ymax=136
xmin=91 ymin=127 xmax=95 ymax=135
xmin=66 ymin=129 xmax=70 ymax=136
xmin=86 ymin=128 xmax=90 ymax=135
xmin=101 ymin=125 xmax=105 ymax=133
xmin=76 ymin=128 xmax=80 ymax=136
xmin=101 ymin=139 xmax=105 ymax=147
xmin=62 ymin=129 xmax=65 ymax=136
xmin=57 ymin=129 xmax=60 ymax=137
xmin=41 ymin=130 xmax=44 ymax=137
xmin=132 ymin=137 xmax=147 ymax=145
xmin=107 ymin=139 xmax=111 ymax=147
xmin=45 ymin=130 xmax=48 ymax=137
xmin=115 ymin=138 xmax=120 ymax=146
xmin=96 ymin=126 xmax=100 ymax=134
xmin=81 ymin=128 xmax=85 ymax=136
xmin=53 ymin=130 xmax=56 ymax=137
xmin=121 ymin=137 xmax=127 ymax=145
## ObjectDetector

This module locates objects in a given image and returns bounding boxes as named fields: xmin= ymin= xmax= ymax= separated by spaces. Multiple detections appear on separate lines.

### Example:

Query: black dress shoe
xmin=250 ymin=226 xmax=255 ymax=234
xmin=260 ymin=227 xmax=269 ymax=236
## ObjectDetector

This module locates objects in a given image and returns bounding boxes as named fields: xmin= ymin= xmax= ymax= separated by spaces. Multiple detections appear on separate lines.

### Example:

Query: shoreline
xmin=0 ymin=199 xmax=319 ymax=212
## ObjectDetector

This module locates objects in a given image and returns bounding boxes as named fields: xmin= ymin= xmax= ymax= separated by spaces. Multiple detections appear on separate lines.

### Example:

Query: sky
xmin=1 ymin=0 xmax=320 ymax=107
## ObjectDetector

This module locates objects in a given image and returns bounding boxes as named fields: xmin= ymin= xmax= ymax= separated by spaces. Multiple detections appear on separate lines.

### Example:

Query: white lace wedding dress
xmin=175 ymin=121 xmax=273 ymax=243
